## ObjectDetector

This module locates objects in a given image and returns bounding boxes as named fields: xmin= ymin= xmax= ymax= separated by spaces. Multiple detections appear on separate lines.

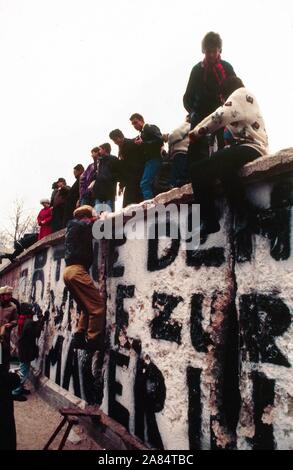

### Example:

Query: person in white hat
xmin=37 ymin=198 xmax=53 ymax=241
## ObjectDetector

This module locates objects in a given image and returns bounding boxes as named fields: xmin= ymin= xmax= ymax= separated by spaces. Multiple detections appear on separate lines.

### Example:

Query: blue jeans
xmin=140 ymin=159 xmax=161 ymax=200
xmin=94 ymin=199 xmax=114 ymax=214
xmin=12 ymin=362 xmax=30 ymax=396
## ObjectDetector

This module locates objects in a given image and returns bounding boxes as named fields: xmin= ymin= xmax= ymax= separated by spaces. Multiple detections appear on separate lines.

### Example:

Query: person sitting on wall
xmin=37 ymin=198 xmax=53 ymax=241
xmin=188 ymin=76 xmax=269 ymax=240
xmin=130 ymin=113 xmax=164 ymax=200
xmin=63 ymin=205 xmax=105 ymax=352
xmin=0 ymin=233 xmax=38 ymax=264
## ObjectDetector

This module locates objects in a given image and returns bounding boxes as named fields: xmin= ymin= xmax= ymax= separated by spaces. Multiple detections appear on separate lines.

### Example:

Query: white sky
xmin=0 ymin=0 xmax=293 ymax=226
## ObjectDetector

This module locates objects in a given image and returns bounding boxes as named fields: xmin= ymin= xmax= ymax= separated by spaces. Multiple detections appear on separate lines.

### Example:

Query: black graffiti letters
xmin=240 ymin=294 xmax=291 ymax=367
xmin=151 ymin=292 xmax=183 ymax=344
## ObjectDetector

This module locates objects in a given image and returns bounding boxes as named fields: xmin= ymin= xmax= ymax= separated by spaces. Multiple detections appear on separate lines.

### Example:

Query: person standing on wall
xmin=183 ymin=32 xmax=236 ymax=163
xmin=51 ymin=177 xmax=71 ymax=232
xmin=63 ymin=205 xmax=105 ymax=352
xmin=37 ymin=198 xmax=52 ymax=240
xmin=130 ymin=113 xmax=164 ymax=200
xmin=92 ymin=143 xmax=119 ymax=214
xmin=109 ymin=129 xmax=145 ymax=207
xmin=168 ymin=115 xmax=191 ymax=188
xmin=79 ymin=147 xmax=100 ymax=206
xmin=63 ymin=163 xmax=85 ymax=226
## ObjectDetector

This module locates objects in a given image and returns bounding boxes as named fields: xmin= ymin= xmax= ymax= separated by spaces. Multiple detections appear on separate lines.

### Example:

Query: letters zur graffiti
xmin=104 ymin=181 xmax=292 ymax=450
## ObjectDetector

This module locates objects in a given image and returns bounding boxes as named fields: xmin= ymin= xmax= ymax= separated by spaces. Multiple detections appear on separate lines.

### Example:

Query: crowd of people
xmin=0 ymin=31 xmax=268 ymax=262
xmin=0 ymin=31 xmax=269 ymax=448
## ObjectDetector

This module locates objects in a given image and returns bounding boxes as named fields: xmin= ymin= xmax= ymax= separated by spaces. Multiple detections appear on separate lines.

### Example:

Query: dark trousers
xmin=171 ymin=153 xmax=189 ymax=187
xmin=123 ymin=180 xmax=143 ymax=207
xmin=190 ymin=145 xmax=261 ymax=226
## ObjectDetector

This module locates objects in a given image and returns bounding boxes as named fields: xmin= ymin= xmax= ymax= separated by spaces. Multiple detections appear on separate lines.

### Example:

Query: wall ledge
xmin=1 ymin=147 xmax=292 ymax=278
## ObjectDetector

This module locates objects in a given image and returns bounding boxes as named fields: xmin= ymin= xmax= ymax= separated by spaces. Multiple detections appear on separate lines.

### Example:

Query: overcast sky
xmin=0 ymin=0 xmax=292 ymax=228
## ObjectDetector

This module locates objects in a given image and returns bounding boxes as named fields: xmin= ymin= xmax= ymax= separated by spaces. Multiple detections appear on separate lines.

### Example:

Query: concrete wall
xmin=1 ymin=148 xmax=293 ymax=450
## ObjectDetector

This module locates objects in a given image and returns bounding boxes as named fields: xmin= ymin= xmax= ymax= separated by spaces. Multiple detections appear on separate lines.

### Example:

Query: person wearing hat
xmin=0 ymin=286 xmax=17 ymax=371
xmin=37 ymin=199 xmax=53 ymax=240
xmin=63 ymin=206 xmax=105 ymax=352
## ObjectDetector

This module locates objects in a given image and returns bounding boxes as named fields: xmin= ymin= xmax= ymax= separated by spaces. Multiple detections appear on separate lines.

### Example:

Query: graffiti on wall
xmin=0 ymin=174 xmax=292 ymax=450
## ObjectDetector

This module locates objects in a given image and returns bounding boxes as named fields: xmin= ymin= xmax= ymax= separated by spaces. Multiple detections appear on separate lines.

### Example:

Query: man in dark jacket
xmin=109 ymin=129 xmax=145 ymax=207
xmin=63 ymin=164 xmax=85 ymax=226
xmin=12 ymin=303 xmax=43 ymax=399
xmin=63 ymin=206 xmax=105 ymax=351
xmin=130 ymin=113 xmax=163 ymax=200
xmin=92 ymin=143 xmax=119 ymax=213
xmin=52 ymin=177 xmax=71 ymax=232
xmin=183 ymin=32 xmax=235 ymax=162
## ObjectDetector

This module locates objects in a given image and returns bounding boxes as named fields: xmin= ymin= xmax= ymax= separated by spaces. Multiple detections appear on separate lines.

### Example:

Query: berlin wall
xmin=1 ymin=148 xmax=292 ymax=450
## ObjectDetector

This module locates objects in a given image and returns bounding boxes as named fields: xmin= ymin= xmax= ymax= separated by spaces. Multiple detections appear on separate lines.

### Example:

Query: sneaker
xmin=13 ymin=395 xmax=27 ymax=402
xmin=71 ymin=331 xmax=87 ymax=350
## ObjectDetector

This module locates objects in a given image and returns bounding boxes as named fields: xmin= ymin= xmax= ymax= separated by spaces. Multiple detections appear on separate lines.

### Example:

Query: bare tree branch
xmin=5 ymin=199 xmax=37 ymax=244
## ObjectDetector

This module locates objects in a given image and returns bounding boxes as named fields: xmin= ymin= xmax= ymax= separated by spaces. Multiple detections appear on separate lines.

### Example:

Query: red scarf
xmin=18 ymin=314 xmax=33 ymax=336
xmin=203 ymin=55 xmax=227 ymax=86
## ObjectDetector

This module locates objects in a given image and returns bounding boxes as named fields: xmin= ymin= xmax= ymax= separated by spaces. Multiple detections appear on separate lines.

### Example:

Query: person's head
xmin=19 ymin=302 xmax=33 ymax=317
xmin=40 ymin=198 xmax=50 ymax=208
xmin=57 ymin=177 xmax=66 ymax=188
xmin=202 ymin=32 xmax=222 ymax=64
xmin=99 ymin=143 xmax=111 ymax=156
xmin=73 ymin=164 xmax=84 ymax=179
xmin=0 ymin=285 xmax=13 ymax=304
xmin=52 ymin=181 xmax=58 ymax=190
xmin=91 ymin=147 xmax=100 ymax=160
xmin=221 ymin=76 xmax=245 ymax=101
xmin=130 ymin=113 xmax=145 ymax=131
xmin=109 ymin=129 xmax=125 ymax=147
xmin=73 ymin=205 xmax=94 ymax=219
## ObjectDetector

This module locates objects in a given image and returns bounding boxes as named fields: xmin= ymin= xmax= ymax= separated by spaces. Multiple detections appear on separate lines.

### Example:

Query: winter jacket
xmin=37 ymin=206 xmax=53 ymax=240
xmin=52 ymin=186 xmax=71 ymax=232
xmin=64 ymin=218 xmax=94 ymax=270
xmin=18 ymin=318 xmax=41 ymax=363
xmin=92 ymin=155 xmax=119 ymax=201
xmin=63 ymin=178 xmax=81 ymax=226
xmin=140 ymin=124 xmax=164 ymax=161
xmin=79 ymin=162 xmax=97 ymax=201
xmin=190 ymin=87 xmax=269 ymax=156
xmin=183 ymin=60 xmax=235 ymax=123
xmin=168 ymin=121 xmax=190 ymax=158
